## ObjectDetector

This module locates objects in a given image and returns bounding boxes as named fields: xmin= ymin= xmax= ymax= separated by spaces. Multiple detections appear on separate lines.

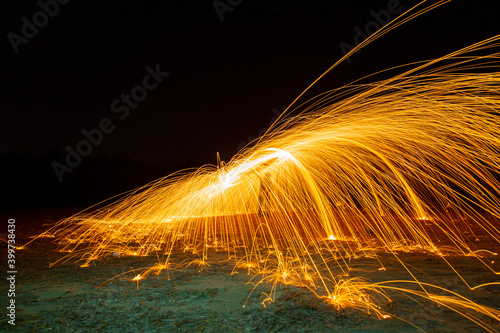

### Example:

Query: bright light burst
xmin=30 ymin=2 xmax=500 ymax=331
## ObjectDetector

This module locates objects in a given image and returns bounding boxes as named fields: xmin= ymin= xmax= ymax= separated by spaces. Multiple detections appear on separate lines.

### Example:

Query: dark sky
xmin=2 ymin=0 xmax=499 ymax=164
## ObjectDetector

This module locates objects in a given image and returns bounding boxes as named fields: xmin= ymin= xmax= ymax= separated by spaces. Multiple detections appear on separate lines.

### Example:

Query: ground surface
xmin=2 ymin=208 xmax=500 ymax=332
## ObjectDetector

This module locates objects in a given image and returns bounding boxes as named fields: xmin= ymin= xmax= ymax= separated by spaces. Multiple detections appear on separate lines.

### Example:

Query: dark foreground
xmin=2 ymin=208 xmax=500 ymax=332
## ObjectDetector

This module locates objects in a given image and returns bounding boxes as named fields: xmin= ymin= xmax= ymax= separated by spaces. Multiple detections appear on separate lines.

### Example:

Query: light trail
xmin=26 ymin=2 xmax=500 ymax=330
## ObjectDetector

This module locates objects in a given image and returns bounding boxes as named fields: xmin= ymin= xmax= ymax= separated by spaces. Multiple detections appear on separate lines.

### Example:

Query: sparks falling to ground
xmin=28 ymin=2 xmax=500 ymax=331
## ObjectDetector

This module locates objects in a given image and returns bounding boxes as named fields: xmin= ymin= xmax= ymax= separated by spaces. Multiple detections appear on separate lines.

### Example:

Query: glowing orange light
xmin=25 ymin=3 xmax=500 ymax=331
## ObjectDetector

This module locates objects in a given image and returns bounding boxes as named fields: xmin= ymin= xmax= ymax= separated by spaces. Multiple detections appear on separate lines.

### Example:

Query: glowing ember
xmin=25 ymin=2 xmax=500 ymax=330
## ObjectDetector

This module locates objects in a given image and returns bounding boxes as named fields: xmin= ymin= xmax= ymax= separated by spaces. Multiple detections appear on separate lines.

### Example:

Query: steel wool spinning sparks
xmin=28 ymin=2 xmax=500 ymax=331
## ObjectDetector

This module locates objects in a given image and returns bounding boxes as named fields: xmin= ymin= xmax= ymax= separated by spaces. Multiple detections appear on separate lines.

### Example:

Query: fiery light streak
xmin=27 ymin=2 xmax=500 ymax=330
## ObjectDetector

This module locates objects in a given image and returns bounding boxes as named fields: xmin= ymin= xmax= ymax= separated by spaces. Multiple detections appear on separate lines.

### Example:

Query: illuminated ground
xmin=5 ymin=208 xmax=500 ymax=332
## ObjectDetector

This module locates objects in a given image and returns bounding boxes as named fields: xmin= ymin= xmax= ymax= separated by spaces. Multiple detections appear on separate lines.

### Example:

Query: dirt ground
xmin=2 ymin=208 xmax=500 ymax=332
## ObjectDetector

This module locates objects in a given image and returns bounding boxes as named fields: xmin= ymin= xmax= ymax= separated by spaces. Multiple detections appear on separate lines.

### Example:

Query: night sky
xmin=1 ymin=0 xmax=499 ymax=210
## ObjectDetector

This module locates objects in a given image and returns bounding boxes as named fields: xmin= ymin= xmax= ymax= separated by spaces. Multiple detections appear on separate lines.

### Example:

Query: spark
xmin=26 ymin=2 xmax=500 ymax=330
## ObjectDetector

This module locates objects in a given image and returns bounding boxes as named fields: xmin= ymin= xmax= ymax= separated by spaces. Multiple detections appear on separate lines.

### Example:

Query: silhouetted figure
xmin=257 ymin=174 xmax=271 ymax=217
